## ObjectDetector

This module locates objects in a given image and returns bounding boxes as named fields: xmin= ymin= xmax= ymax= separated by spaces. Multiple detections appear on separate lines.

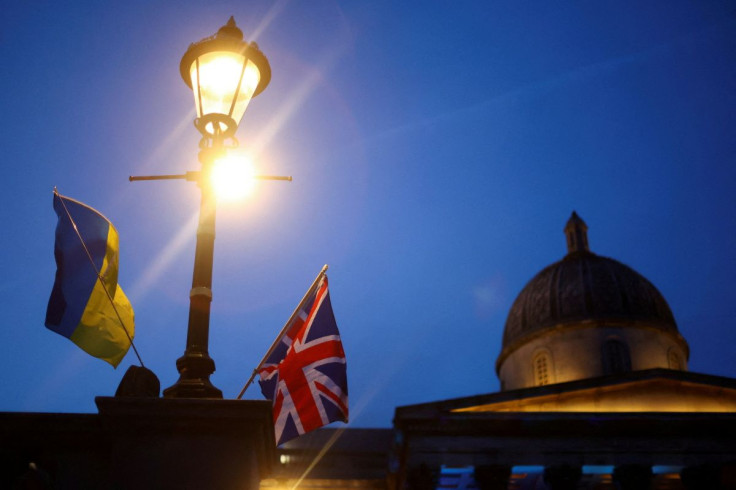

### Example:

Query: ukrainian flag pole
xmin=52 ymin=188 xmax=143 ymax=367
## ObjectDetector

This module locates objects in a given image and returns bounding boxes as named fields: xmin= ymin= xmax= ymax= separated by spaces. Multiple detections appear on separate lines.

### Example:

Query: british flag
xmin=258 ymin=275 xmax=348 ymax=445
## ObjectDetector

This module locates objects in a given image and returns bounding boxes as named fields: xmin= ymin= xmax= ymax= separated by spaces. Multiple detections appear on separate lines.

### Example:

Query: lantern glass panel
xmin=190 ymin=51 xmax=261 ymax=128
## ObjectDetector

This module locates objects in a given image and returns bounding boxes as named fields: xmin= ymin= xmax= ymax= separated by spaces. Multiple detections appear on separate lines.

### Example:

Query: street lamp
xmin=180 ymin=16 xmax=270 ymax=142
xmin=143 ymin=17 xmax=271 ymax=398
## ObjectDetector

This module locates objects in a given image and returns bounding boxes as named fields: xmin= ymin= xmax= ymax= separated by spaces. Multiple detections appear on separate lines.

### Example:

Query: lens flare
xmin=210 ymin=153 xmax=256 ymax=201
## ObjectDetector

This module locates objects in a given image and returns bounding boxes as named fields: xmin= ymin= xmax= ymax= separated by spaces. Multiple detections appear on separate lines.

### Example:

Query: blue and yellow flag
xmin=45 ymin=191 xmax=134 ymax=367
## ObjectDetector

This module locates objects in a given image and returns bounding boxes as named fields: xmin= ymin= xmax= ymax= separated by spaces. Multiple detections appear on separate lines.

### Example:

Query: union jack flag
xmin=258 ymin=275 xmax=348 ymax=445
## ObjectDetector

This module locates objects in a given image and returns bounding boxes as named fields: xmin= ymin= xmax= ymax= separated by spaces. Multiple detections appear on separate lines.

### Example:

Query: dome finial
xmin=564 ymin=211 xmax=589 ymax=254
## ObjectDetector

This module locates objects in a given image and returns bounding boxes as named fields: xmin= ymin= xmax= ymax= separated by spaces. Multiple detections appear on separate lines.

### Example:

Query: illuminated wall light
xmin=510 ymin=465 xmax=545 ymax=473
xmin=439 ymin=465 xmax=475 ymax=475
xmin=652 ymin=465 xmax=683 ymax=474
xmin=582 ymin=465 xmax=613 ymax=474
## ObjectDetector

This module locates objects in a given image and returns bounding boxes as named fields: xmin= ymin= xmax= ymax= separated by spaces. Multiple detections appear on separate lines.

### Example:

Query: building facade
xmin=276 ymin=213 xmax=736 ymax=490
xmin=3 ymin=213 xmax=735 ymax=489
xmin=389 ymin=213 xmax=736 ymax=490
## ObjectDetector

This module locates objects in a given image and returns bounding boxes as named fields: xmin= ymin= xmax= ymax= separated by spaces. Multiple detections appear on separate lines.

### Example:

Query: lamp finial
xmin=217 ymin=16 xmax=243 ymax=41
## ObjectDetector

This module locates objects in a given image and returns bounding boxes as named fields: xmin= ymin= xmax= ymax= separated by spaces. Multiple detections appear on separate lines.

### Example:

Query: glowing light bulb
xmin=190 ymin=51 xmax=261 ymax=128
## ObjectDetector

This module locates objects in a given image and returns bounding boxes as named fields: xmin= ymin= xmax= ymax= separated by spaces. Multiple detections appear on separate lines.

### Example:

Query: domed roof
xmin=501 ymin=213 xmax=679 ymax=353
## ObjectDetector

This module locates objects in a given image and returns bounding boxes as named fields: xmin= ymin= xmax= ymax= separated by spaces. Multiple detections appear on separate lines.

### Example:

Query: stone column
xmin=95 ymin=397 xmax=275 ymax=490
xmin=406 ymin=463 xmax=438 ymax=490
xmin=543 ymin=465 xmax=582 ymax=490
xmin=613 ymin=464 xmax=652 ymax=490
xmin=473 ymin=464 xmax=511 ymax=490
xmin=680 ymin=464 xmax=722 ymax=490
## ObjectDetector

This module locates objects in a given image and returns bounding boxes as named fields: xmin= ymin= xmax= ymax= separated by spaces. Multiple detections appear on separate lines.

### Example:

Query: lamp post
xmin=151 ymin=17 xmax=271 ymax=398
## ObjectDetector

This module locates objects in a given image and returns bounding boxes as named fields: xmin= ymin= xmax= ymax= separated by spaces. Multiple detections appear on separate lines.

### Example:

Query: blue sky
xmin=1 ymin=1 xmax=735 ymax=428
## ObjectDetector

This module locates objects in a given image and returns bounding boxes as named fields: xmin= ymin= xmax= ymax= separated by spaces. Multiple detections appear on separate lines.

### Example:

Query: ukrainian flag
xmin=45 ymin=191 xmax=134 ymax=367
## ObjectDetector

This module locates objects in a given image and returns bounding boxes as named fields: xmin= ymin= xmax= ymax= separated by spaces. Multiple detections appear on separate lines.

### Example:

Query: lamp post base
xmin=163 ymin=354 xmax=223 ymax=399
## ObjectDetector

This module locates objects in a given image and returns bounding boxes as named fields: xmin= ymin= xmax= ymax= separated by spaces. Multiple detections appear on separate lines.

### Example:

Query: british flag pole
xmin=236 ymin=264 xmax=329 ymax=400
xmin=255 ymin=267 xmax=347 ymax=445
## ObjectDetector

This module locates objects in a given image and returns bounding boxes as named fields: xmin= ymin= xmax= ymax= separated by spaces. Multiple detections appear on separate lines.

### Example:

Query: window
xmin=668 ymin=351 xmax=683 ymax=371
xmin=534 ymin=353 xmax=551 ymax=386
xmin=602 ymin=339 xmax=631 ymax=375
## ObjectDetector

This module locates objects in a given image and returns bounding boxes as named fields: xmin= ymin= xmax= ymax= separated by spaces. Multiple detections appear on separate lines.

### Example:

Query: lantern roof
xmin=179 ymin=17 xmax=271 ymax=98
